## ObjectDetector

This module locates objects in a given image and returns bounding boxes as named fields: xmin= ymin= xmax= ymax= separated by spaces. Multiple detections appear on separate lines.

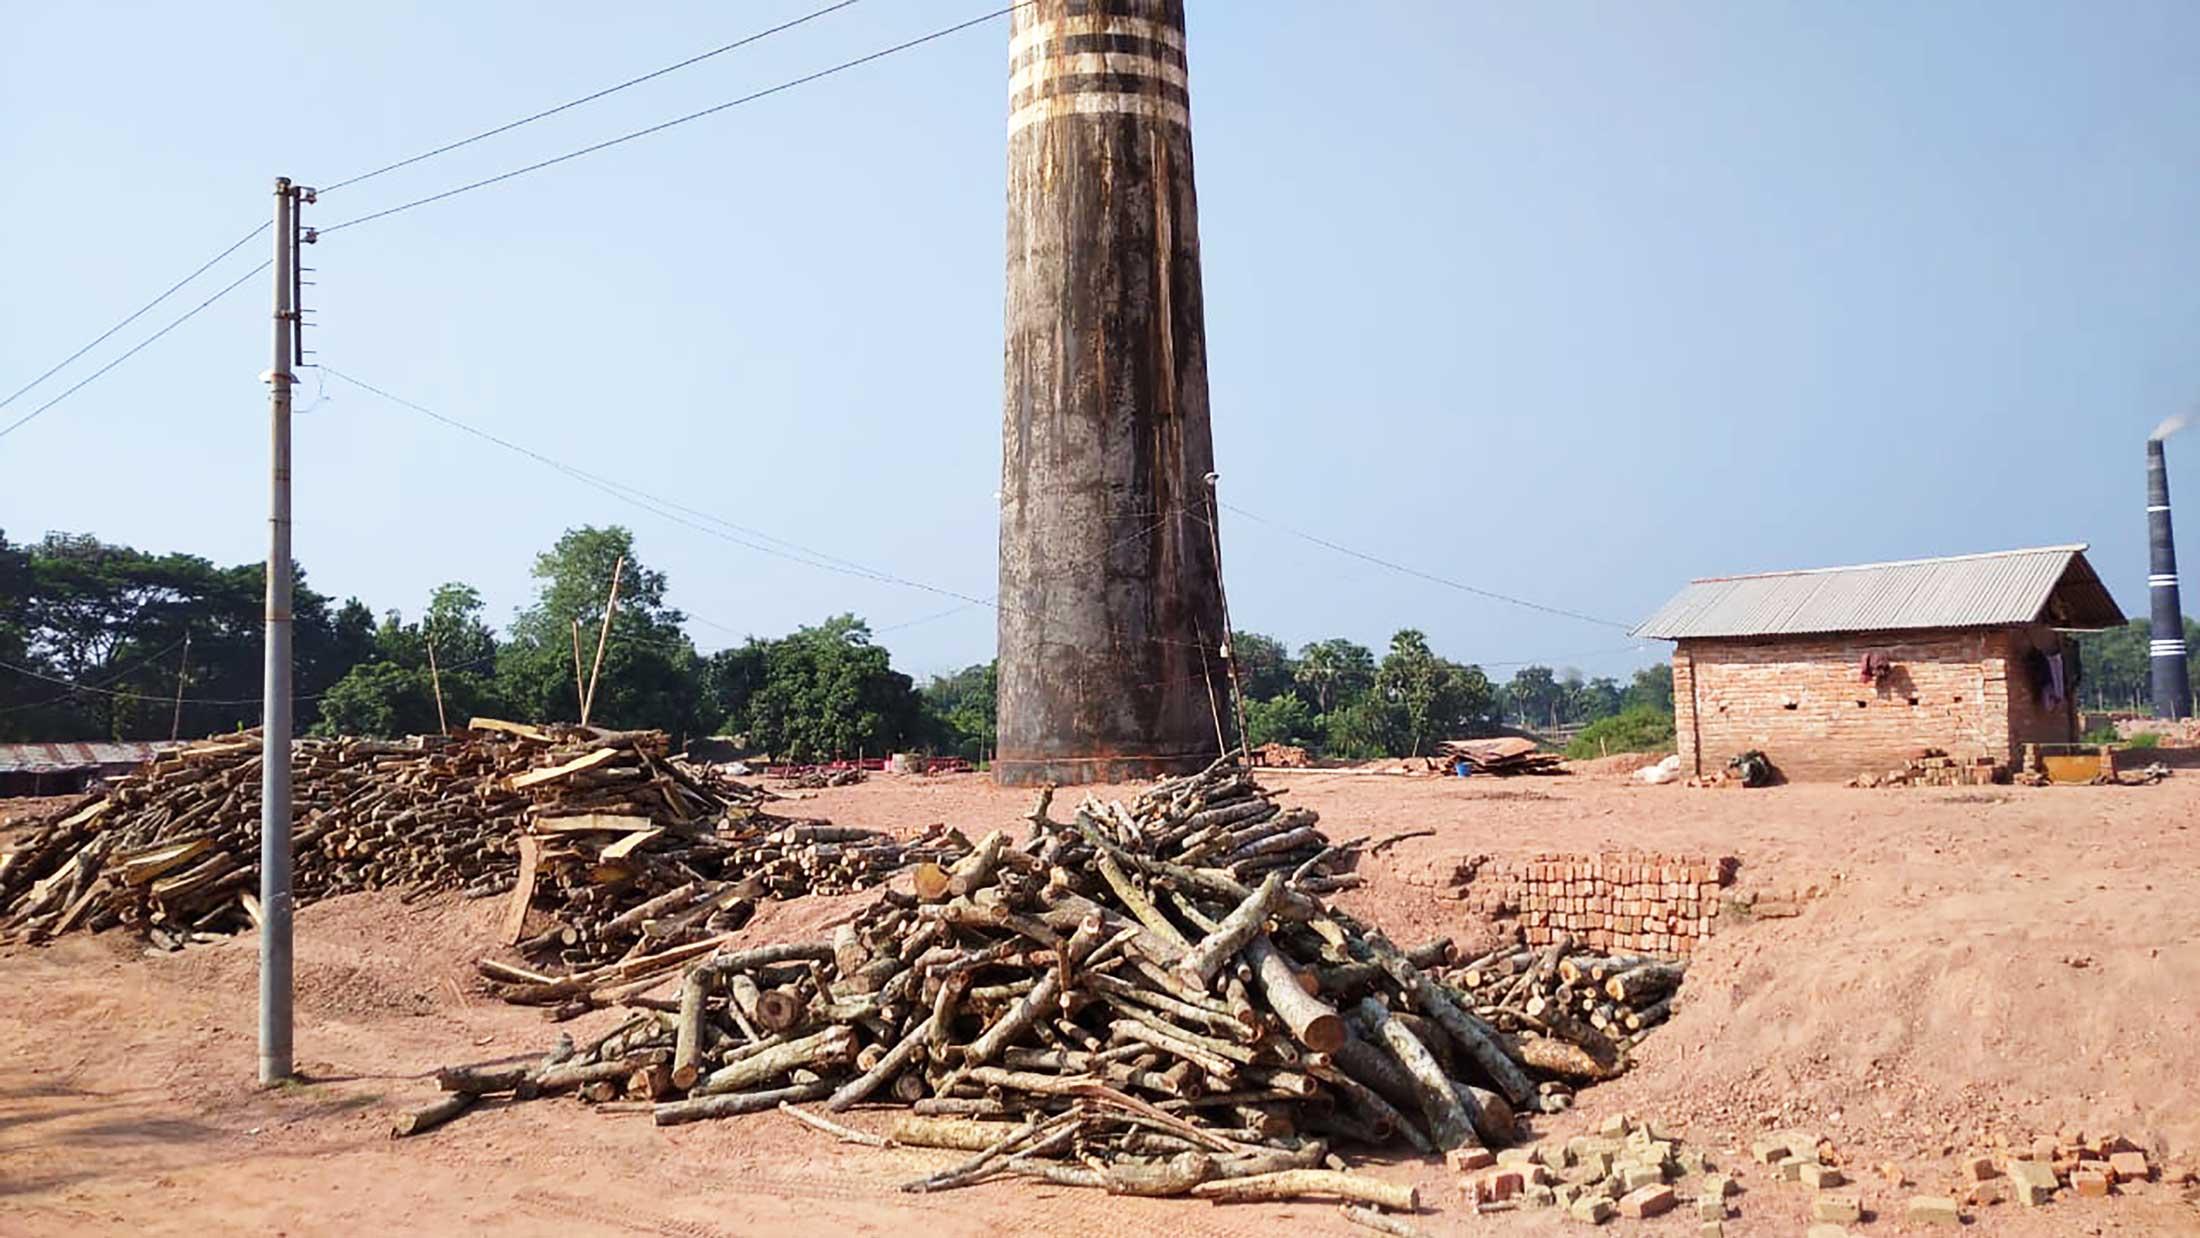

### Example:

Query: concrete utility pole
xmin=260 ymin=176 xmax=311 ymax=1084
xmin=995 ymin=0 xmax=1228 ymax=785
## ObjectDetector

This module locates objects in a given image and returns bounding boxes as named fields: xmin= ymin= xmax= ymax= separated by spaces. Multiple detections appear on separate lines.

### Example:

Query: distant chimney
xmin=2147 ymin=437 xmax=2192 ymax=718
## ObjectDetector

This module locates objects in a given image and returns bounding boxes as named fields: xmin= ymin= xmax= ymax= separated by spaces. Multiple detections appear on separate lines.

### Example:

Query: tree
xmin=1227 ymin=632 xmax=1295 ymax=703
xmin=496 ymin=526 xmax=703 ymax=734
xmin=1570 ymin=675 xmax=1626 ymax=724
xmin=1505 ymin=665 xmax=1562 ymax=729
xmin=738 ymin=615 xmax=923 ymax=761
xmin=1243 ymin=692 xmax=1319 ymax=749
xmin=7 ymin=532 xmax=373 ymax=741
xmin=1375 ymin=629 xmax=1492 ymax=755
xmin=312 ymin=583 xmax=504 ymax=738
xmin=1625 ymin=662 xmax=1675 ymax=715
xmin=921 ymin=661 xmax=998 ymax=762
xmin=1294 ymin=638 xmax=1375 ymax=714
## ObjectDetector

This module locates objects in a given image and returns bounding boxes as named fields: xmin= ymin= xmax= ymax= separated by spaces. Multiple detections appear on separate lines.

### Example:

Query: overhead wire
xmin=319 ymin=0 xmax=864 ymax=194
xmin=318 ymin=366 xmax=1226 ymax=657
xmin=0 ymin=1 xmax=887 ymax=438
xmin=0 ymin=259 xmax=271 ymax=443
xmin=1217 ymin=500 xmax=1634 ymax=631
xmin=319 ymin=3 xmax=1028 ymax=236
xmin=0 ymin=222 xmax=270 ymax=414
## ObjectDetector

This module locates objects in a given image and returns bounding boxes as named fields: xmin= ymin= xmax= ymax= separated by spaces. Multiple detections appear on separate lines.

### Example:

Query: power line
xmin=320 ymin=3 xmax=1027 ymax=236
xmin=1218 ymin=501 xmax=1633 ymax=631
xmin=0 ymin=259 xmax=270 ymax=443
xmin=0 ymin=222 xmax=269 ymax=414
xmin=319 ymin=366 xmax=1223 ymax=657
xmin=0 ymin=636 xmax=191 ymax=717
xmin=321 ymin=1 xmax=864 ymax=194
xmin=0 ymin=650 xmax=497 ymax=709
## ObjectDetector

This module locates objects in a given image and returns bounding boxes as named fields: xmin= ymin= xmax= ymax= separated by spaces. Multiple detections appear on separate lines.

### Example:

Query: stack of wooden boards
xmin=412 ymin=761 xmax=1685 ymax=1214
xmin=0 ymin=721 xmax=937 ymax=957
xmin=1436 ymin=738 xmax=1565 ymax=777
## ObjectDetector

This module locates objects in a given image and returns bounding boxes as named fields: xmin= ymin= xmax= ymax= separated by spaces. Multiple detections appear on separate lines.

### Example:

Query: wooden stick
xmin=1354 ymin=997 xmax=1476 ymax=1152
xmin=570 ymin=617 xmax=587 ymax=720
xmin=1177 ymin=873 xmax=1282 ymax=990
xmin=653 ymin=1080 xmax=831 ymax=1126
xmin=390 ymin=1092 xmax=476 ymax=1138
xmin=1243 ymin=933 xmax=1345 ymax=1052
xmin=1188 ymin=1169 xmax=1417 ymax=1210
xmin=779 ymin=1101 xmax=892 ymax=1147
xmin=425 ymin=631 xmax=448 ymax=734
xmin=1339 ymin=1203 xmax=1434 ymax=1237
xmin=580 ymin=554 xmax=624 ymax=727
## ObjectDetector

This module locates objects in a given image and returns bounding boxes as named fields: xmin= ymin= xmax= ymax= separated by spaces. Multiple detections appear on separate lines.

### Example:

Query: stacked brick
xmin=1461 ymin=852 xmax=1735 ymax=957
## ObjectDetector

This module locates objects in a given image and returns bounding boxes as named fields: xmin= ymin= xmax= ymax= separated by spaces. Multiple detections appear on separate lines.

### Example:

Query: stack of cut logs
xmin=0 ymin=720 xmax=930 ymax=955
xmin=1444 ymin=938 xmax=1684 ymax=1072
xmin=415 ymin=761 xmax=1681 ymax=1215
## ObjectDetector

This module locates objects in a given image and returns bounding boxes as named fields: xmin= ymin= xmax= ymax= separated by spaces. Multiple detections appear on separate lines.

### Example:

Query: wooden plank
xmin=509 ymin=747 xmax=616 ymax=790
xmin=469 ymin=717 xmax=553 ymax=743
xmin=598 ymin=828 xmax=663 ymax=861
xmin=531 ymin=813 xmax=655 ymax=834
xmin=504 ymin=835 xmax=542 ymax=946
xmin=119 ymin=837 xmax=215 ymax=886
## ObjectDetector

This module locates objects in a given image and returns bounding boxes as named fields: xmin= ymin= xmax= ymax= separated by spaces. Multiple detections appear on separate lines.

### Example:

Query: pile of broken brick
xmin=1439 ymin=1114 xmax=2185 ymax=1234
xmin=1450 ymin=1113 xmax=1735 ymax=1230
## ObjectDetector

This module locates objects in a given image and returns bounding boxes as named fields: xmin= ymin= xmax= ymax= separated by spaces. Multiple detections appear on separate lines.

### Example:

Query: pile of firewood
xmin=0 ymin=720 xmax=926 ymax=954
xmin=411 ymin=761 xmax=1681 ymax=1214
xmin=1445 ymin=939 xmax=1683 ymax=1074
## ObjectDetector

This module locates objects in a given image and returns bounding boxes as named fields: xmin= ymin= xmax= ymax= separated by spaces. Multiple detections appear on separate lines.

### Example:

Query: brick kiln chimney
xmin=2147 ymin=436 xmax=2192 ymax=719
xmin=994 ymin=0 xmax=1229 ymax=785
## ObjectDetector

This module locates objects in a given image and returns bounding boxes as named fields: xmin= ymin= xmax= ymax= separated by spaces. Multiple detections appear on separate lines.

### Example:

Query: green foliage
xmin=2 ymin=530 xmax=371 ymax=741
xmin=2081 ymin=722 xmax=2121 ymax=745
xmin=1321 ymin=698 xmax=1395 ymax=760
xmin=921 ymin=661 xmax=998 ymax=761
xmin=726 ymin=615 xmax=923 ymax=762
xmin=1626 ymin=663 xmax=1674 ymax=714
xmin=2074 ymin=618 xmax=2200 ymax=709
xmin=2126 ymin=731 xmax=2162 ymax=749
xmin=311 ymin=583 xmax=505 ymax=738
xmin=1563 ymin=706 xmax=1677 ymax=759
xmin=1374 ymin=629 xmax=1493 ymax=756
xmin=1227 ymin=632 xmax=1296 ymax=702
xmin=495 ymin=526 xmax=702 ymax=734
xmin=1293 ymin=638 xmax=1374 ymax=714
xmin=1243 ymin=693 xmax=1318 ymax=749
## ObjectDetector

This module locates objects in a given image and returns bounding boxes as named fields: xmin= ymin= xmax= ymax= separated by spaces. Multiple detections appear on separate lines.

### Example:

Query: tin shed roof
xmin=0 ymin=741 xmax=178 ymax=775
xmin=1633 ymin=545 xmax=2126 ymax=640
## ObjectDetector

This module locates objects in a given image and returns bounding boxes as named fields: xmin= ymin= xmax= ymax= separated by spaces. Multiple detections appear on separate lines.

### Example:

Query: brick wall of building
xmin=1671 ymin=626 xmax=2073 ymax=782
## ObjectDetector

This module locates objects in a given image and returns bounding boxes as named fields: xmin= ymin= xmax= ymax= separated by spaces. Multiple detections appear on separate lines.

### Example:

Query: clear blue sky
xmin=4 ymin=1 xmax=2195 ymax=684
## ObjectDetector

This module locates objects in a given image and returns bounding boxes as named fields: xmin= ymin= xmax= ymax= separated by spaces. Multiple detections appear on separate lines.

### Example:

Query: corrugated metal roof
xmin=1634 ymin=545 xmax=2126 ymax=640
xmin=0 ymin=741 xmax=179 ymax=775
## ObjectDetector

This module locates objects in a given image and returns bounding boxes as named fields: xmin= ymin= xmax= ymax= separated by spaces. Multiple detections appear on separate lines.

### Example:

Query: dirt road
xmin=4 ymin=767 xmax=2197 ymax=1234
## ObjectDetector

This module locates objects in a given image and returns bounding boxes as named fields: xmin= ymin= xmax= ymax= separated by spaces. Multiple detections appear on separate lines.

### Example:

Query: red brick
xmin=2071 ymin=1168 xmax=2111 ymax=1198
xmin=2108 ymin=1151 xmax=2149 ymax=1181
xmin=1618 ymin=1184 xmax=1676 ymax=1218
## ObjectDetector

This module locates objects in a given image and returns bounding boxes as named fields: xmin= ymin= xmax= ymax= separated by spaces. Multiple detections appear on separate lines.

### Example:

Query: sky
xmin=4 ymin=1 xmax=2196 ymax=686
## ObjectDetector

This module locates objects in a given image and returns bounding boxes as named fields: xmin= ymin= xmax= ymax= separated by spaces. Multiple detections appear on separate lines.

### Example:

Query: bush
xmin=2081 ymin=723 xmax=2121 ymax=745
xmin=2126 ymin=731 xmax=2162 ymax=749
xmin=1564 ymin=706 xmax=1676 ymax=760
xmin=1243 ymin=693 xmax=1319 ymax=749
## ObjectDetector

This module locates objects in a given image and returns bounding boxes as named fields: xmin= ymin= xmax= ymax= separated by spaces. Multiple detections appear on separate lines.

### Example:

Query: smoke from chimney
xmin=2152 ymin=412 xmax=2191 ymax=442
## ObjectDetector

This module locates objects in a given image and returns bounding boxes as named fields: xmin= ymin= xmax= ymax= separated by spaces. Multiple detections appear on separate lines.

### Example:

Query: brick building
xmin=1636 ymin=546 xmax=2125 ymax=782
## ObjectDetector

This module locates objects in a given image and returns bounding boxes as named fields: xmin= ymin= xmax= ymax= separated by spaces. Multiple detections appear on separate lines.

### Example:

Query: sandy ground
xmin=4 ymin=765 xmax=2199 ymax=1235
